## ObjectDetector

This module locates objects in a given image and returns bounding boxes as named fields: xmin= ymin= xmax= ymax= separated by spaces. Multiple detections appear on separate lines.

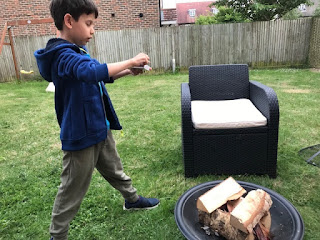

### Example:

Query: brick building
xmin=176 ymin=1 xmax=213 ymax=24
xmin=0 ymin=0 xmax=160 ymax=36
xmin=160 ymin=0 xmax=214 ymax=26
xmin=161 ymin=9 xmax=178 ymax=26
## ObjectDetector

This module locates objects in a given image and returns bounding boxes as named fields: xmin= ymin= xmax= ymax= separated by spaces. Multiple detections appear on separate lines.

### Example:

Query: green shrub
xmin=196 ymin=6 xmax=250 ymax=25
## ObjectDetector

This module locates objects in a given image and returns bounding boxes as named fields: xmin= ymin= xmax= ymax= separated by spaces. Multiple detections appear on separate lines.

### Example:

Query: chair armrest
xmin=181 ymin=83 xmax=193 ymax=140
xmin=181 ymin=83 xmax=194 ymax=177
xmin=181 ymin=83 xmax=192 ymax=127
xmin=250 ymin=81 xmax=279 ymax=178
xmin=249 ymin=80 xmax=279 ymax=129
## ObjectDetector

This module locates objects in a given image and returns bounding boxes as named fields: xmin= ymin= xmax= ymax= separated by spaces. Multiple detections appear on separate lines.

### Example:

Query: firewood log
xmin=230 ymin=189 xmax=272 ymax=233
xmin=199 ymin=209 xmax=248 ymax=240
xmin=227 ymin=197 xmax=243 ymax=212
xmin=198 ymin=209 xmax=272 ymax=240
xmin=197 ymin=177 xmax=247 ymax=213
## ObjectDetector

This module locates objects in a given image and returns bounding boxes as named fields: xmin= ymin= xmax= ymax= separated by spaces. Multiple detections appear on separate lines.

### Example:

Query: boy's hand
xmin=107 ymin=53 xmax=150 ymax=78
xmin=131 ymin=53 xmax=150 ymax=67
xmin=130 ymin=65 xmax=152 ymax=75
xmin=130 ymin=68 xmax=144 ymax=75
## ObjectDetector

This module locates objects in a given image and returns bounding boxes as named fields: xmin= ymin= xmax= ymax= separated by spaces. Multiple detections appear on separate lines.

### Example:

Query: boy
xmin=34 ymin=0 xmax=159 ymax=239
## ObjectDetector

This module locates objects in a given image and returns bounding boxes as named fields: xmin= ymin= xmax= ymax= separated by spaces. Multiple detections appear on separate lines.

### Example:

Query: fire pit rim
xmin=174 ymin=180 xmax=304 ymax=240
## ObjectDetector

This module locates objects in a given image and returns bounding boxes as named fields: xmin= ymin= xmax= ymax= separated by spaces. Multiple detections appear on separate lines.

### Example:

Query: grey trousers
xmin=50 ymin=130 xmax=138 ymax=240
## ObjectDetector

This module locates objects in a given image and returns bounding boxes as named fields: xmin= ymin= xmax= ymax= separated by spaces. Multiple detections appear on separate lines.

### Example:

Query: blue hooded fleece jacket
xmin=34 ymin=38 xmax=122 ymax=151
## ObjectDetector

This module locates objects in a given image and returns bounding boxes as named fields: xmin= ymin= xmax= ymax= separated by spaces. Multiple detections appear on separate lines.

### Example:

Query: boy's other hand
xmin=131 ymin=53 xmax=150 ymax=67
xmin=130 ymin=68 xmax=144 ymax=75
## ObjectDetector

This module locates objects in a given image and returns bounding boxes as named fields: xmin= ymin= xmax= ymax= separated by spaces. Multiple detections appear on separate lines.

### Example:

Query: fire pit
xmin=174 ymin=181 xmax=304 ymax=240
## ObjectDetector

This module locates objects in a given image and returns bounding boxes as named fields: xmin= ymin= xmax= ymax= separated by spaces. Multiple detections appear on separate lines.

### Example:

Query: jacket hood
xmin=34 ymin=38 xmax=80 ymax=82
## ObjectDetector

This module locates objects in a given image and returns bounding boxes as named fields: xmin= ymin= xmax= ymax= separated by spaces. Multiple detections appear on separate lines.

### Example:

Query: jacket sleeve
xmin=56 ymin=48 xmax=110 ymax=84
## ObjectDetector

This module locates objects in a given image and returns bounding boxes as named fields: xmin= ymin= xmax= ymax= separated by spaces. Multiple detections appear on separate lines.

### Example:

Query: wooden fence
xmin=0 ymin=17 xmax=319 ymax=82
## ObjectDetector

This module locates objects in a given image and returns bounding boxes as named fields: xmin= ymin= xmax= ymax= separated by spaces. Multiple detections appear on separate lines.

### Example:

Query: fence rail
xmin=0 ymin=17 xmax=319 ymax=82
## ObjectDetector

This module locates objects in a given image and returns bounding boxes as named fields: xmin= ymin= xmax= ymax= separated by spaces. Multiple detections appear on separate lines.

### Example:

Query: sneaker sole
xmin=123 ymin=202 xmax=160 ymax=211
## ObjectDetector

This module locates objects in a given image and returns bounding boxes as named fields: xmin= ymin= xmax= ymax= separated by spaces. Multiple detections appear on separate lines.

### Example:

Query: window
xmin=298 ymin=4 xmax=307 ymax=12
xmin=211 ymin=7 xmax=219 ymax=15
xmin=188 ymin=9 xmax=196 ymax=17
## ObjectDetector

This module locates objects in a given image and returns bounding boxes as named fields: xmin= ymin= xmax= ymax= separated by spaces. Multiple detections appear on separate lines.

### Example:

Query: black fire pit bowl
xmin=174 ymin=181 xmax=304 ymax=240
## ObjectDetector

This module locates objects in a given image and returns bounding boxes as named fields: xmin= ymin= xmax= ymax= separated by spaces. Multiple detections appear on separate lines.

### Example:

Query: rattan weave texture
xmin=181 ymin=64 xmax=279 ymax=178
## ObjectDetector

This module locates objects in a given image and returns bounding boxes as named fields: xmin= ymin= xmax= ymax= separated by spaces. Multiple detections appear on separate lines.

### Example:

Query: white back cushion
xmin=191 ymin=99 xmax=267 ymax=129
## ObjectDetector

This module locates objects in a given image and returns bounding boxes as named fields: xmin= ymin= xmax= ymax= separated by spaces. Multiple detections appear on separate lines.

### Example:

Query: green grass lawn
xmin=0 ymin=68 xmax=319 ymax=240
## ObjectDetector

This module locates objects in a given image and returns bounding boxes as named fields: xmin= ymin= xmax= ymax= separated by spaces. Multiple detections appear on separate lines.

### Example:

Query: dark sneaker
xmin=123 ymin=195 xmax=160 ymax=210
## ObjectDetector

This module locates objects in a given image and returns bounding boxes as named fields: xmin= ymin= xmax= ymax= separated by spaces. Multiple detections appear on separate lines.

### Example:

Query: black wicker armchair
xmin=181 ymin=64 xmax=279 ymax=178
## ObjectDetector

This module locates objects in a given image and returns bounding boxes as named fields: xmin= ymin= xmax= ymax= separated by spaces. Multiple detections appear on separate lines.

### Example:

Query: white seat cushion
xmin=191 ymin=99 xmax=267 ymax=129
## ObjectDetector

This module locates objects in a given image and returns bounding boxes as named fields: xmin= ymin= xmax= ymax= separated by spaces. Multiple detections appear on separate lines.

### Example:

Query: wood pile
xmin=197 ymin=177 xmax=272 ymax=240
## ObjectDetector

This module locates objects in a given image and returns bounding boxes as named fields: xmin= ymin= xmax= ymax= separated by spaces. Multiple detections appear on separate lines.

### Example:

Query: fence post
xmin=308 ymin=17 xmax=320 ymax=68
xmin=172 ymin=27 xmax=176 ymax=73
xmin=8 ymin=27 xmax=20 ymax=79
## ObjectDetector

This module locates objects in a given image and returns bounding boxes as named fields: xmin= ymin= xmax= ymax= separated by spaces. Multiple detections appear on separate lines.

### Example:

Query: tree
xmin=210 ymin=0 xmax=312 ymax=21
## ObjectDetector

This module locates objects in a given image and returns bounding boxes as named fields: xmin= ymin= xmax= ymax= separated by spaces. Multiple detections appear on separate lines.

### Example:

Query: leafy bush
xmin=196 ymin=7 xmax=250 ymax=25
xmin=314 ymin=5 xmax=320 ymax=17
xmin=195 ymin=14 xmax=217 ymax=25
xmin=282 ymin=8 xmax=302 ymax=20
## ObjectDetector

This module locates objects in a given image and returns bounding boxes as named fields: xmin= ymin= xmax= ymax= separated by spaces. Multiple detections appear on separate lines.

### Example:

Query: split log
xmin=199 ymin=209 xmax=248 ymax=240
xmin=258 ymin=211 xmax=271 ymax=238
xmin=197 ymin=177 xmax=247 ymax=213
xmin=230 ymin=189 xmax=272 ymax=234
xmin=198 ymin=209 xmax=271 ymax=240
xmin=254 ymin=223 xmax=270 ymax=240
xmin=227 ymin=197 xmax=243 ymax=212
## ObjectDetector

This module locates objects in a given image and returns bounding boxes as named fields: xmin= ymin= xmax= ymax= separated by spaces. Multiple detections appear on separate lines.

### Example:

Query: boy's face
xmin=68 ymin=13 xmax=96 ymax=46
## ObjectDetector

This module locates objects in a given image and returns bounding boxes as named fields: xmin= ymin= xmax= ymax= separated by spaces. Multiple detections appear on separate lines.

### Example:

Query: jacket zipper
xmin=98 ymin=82 xmax=110 ymax=130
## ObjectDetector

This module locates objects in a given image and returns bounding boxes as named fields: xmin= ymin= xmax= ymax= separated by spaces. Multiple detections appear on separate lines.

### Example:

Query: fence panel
xmin=0 ymin=18 xmax=315 ymax=82
xmin=309 ymin=17 xmax=320 ymax=68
